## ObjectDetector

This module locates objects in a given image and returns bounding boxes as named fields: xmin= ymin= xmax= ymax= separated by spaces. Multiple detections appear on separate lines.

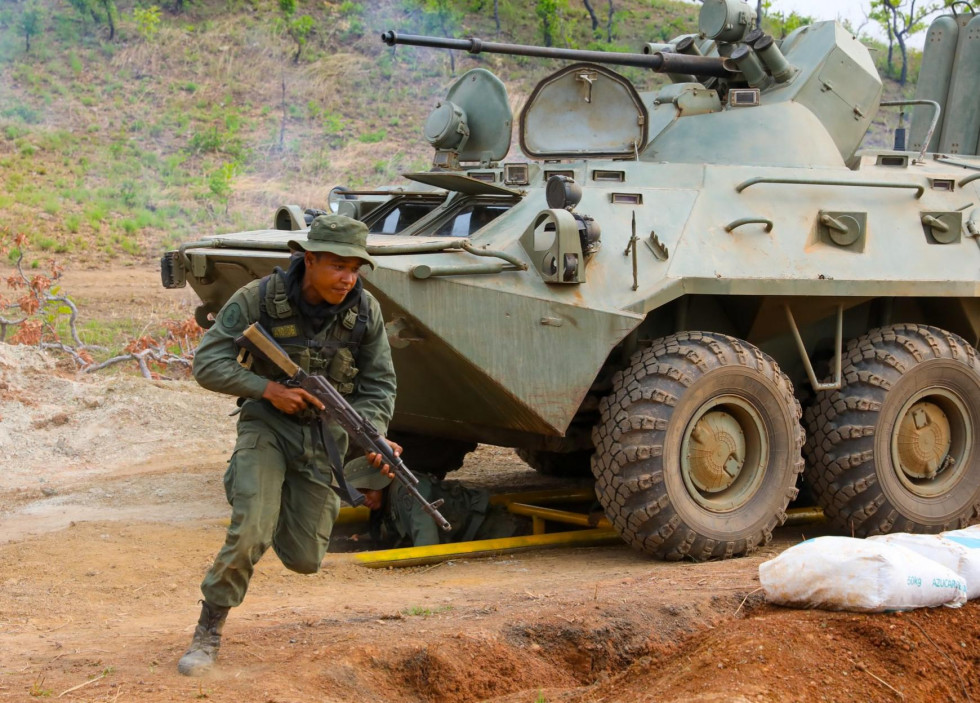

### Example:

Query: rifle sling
xmin=310 ymin=414 xmax=366 ymax=508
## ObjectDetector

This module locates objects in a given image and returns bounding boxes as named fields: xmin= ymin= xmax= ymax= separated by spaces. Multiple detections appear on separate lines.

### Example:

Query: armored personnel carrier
xmin=161 ymin=0 xmax=980 ymax=559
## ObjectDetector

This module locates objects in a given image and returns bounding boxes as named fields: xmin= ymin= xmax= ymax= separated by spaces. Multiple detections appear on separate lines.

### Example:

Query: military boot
xmin=177 ymin=601 xmax=230 ymax=676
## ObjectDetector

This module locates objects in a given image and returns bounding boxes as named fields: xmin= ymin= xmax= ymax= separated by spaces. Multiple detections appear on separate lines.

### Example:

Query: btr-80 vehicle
xmin=161 ymin=0 xmax=980 ymax=560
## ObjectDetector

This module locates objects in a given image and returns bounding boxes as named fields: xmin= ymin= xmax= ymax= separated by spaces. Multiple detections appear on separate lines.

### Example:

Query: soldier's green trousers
xmin=201 ymin=403 xmax=342 ymax=608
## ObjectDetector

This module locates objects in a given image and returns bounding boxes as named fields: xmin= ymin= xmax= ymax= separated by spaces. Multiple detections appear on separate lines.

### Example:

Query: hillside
xmin=0 ymin=0 xmax=912 ymax=269
xmin=0 ymin=0 xmax=687 ymax=263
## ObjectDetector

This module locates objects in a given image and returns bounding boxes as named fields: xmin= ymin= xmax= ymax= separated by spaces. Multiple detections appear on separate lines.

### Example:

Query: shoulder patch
xmin=220 ymin=302 xmax=242 ymax=329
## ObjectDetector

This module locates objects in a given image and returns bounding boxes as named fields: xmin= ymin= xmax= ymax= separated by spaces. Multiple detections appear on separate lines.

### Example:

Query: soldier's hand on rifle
xmin=368 ymin=439 xmax=402 ymax=479
xmin=262 ymin=381 xmax=326 ymax=414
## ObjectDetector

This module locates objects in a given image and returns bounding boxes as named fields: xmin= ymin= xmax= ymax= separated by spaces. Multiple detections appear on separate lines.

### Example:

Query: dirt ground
xmin=1 ymin=265 xmax=979 ymax=703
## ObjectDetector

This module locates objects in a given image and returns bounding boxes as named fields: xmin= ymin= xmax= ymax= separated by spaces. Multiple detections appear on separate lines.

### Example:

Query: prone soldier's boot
xmin=177 ymin=601 xmax=230 ymax=676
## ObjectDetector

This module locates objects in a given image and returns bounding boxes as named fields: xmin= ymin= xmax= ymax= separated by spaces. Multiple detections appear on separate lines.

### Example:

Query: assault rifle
xmin=235 ymin=322 xmax=451 ymax=532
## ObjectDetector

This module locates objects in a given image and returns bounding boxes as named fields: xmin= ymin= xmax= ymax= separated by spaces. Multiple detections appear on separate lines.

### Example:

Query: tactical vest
xmin=253 ymin=268 xmax=369 ymax=395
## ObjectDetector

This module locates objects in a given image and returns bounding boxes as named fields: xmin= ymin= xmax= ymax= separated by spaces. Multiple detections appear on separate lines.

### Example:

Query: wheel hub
xmin=680 ymin=394 xmax=769 ymax=512
xmin=687 ymin=410 xmax=746 ymax=492
xmin=896 ymin=400 xmax=951 ymax=480
xmin=889 ymin=387 xmax=971 ymax=499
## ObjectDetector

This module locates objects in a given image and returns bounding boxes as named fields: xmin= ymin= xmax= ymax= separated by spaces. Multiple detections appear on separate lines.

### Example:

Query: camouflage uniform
xmin=178 ymin=214 xmax=395 ymax=676
xmin=387 ymin=474 xmax=524 ymax=546
xmin=346 ymin=463 xmax=524 ymax=547
xmin=192 ymin=270 xmax=394 ymax=605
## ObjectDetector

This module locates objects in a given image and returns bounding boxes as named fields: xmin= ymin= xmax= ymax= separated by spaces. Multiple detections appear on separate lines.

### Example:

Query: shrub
xmin=357 ymin=128 xmax=386 ymax=143
xmin=65 ymin=214 xmax=82 ymax=233
xmin=133 ymin=5 xmax=161 ymax=40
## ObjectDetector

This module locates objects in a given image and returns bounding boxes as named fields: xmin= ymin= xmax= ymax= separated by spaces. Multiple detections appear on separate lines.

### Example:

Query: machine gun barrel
xmin=381 ymin=31 xmax=737 ymax=79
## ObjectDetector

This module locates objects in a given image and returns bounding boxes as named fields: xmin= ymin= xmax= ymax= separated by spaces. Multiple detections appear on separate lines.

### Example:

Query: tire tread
xmin=593 ymin=331 xmax=803 ymax=560
xmin=804 ymin=324 xmax=980 ymax=536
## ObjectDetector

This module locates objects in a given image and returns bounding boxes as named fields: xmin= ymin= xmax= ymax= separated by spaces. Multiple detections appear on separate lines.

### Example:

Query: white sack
xmin=759 ymin=536 xmax=967 ymax=612
xmin=942 ymin=524 xmax=980 ymax=541
xmin=870 ymin=532 xmax=980 ymax=600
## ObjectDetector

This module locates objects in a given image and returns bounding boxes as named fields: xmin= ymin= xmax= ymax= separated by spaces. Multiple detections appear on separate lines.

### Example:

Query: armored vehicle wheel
xmin=804 ymin=324 xmax=980 ymax=536
xmin=592 ymin=332 xmax=803 ymax=560
xmin=516 ymin=448 xmax=593 ymax=477
xmin=386 ymin=430 xmax=476 ymax=481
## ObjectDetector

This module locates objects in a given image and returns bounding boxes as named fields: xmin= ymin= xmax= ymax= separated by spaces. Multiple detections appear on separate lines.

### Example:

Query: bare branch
xmin=84 ymin=354 xmax=143 ymax=374
xmin=39 ymin=341 xmax=92 ymax=367
xmin=3 ymin=235 xmax=199 ymax=378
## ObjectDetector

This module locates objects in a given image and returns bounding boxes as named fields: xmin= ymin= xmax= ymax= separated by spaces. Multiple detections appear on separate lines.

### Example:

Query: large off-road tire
xmin=804 ymin=324 xmax=980 ymax=536
xmin=516 ymin=448 xmax=594 ymax=477
xmin=592 ymin=332 xmax=804 ymax=560
xmin=386 ymin=430 xmax=476 ymax=480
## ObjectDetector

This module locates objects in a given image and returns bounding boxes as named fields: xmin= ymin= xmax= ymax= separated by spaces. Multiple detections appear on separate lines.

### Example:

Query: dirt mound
xmin=0 ymin=342 xmax=235 ymax=490
xmin=563 ymin=603 xmax=979 ymax=703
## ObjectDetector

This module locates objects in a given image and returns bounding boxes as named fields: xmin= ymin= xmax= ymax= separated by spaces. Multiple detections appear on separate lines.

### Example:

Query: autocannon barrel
xmin=381 ymin=31 xmax=737 ymax=79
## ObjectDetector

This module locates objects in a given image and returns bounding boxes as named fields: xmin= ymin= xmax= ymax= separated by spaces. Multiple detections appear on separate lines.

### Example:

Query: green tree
xmin=66 ymin=0 xmax=117 ymax=39
xmin=536 ymin=0 xmax=568 ymax=47
xmin=418 ymin=0 xmax=462 ymax=37
xmin=133 ymin=4 xmax=162 ymax=40
xmin=582 ymin=0 xmax=598 ymax=31
xmin=580 ymin=0 xmax=615 ymax=41
xmin=761 ymin=2 xmax=812 ymax=39
xmin=99 ymin=0 xmax=117 ymax=40
xmin=278 ymin=0 xmax=314 ymax=64
xmin=603 ymin=0 xmax=616 ymax=42
xmin=417 ymin=0 xmax=463 ymax=72
xmin=66 ymin=0 xmax=100 ymax=27
xmin=870 ymin=1 xmax=952 ymax=84
xmin=19 ymin=2 xmax=43 ymax=52
xmin=208 ymin=162 xmax=240 ymax=216
xmin=867 ymin=2 xmax=895 ymax=71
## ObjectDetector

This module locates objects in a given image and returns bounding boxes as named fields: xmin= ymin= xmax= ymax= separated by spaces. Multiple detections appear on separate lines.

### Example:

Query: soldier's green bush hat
xmin=344 ymin=456 xmax=393 ymax=491
xmin=288 ymin=214 xmax=376 ymax=270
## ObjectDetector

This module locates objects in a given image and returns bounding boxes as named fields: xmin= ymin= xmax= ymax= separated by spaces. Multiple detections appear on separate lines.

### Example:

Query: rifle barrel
xmin=380 ymin=31 xmax=737 ymax=79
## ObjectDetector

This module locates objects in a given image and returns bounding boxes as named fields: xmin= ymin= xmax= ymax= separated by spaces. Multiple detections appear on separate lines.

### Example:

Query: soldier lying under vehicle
xmin=345 ymin=458 xmax=527 ymax=547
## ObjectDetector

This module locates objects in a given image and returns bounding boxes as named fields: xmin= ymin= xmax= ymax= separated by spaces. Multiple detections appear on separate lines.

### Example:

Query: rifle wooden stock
xmin=240 ymin=323 xmax=301 ymax=377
